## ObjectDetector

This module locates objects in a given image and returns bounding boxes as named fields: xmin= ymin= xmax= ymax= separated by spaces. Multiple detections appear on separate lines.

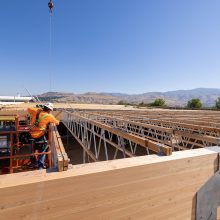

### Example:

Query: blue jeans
xmin=30 ymin=135 xmax=48 ymax=169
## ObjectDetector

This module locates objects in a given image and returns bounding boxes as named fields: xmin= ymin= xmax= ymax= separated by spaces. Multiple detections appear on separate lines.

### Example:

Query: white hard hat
xmin=44 ymin=102 xmax=54 ymax=111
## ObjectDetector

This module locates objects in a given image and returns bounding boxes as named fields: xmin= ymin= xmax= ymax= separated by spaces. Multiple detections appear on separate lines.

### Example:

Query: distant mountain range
xmin=38 ymin=88 xmax=220 ymax=107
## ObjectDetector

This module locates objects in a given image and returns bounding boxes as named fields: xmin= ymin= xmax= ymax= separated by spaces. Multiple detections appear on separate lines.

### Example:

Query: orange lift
xmin=0 ymin=115 xmax=52 ymax=174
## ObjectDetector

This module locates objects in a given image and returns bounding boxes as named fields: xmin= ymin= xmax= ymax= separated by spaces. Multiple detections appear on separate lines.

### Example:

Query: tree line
xmin=117 ymin=97 xmax=220 ymax=109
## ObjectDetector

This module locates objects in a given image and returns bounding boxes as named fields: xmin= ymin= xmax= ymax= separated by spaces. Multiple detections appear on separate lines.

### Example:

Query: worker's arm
xmin=49 ymin=115 xmax=59 ymax=125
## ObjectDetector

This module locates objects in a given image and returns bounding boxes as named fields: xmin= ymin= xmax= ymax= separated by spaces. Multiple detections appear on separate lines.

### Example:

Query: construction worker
xmin=27 ymin=103 xmax=59 ymax=168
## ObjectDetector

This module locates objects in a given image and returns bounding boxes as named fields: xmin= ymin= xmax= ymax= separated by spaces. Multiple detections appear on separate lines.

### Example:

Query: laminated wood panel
xmin=0 ymin=147 xmax=219 ymax=219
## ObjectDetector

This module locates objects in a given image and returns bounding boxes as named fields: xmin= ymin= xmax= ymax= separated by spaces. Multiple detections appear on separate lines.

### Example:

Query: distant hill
xmin=38 ymin=88 xmax=220 ymax=107
xmin=38 ymin=92 xmax=119 ymax=104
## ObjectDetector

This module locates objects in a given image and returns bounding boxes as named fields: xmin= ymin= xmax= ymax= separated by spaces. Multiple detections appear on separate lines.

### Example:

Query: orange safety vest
xmin=28 ymin=107 xmax=59 ymax=139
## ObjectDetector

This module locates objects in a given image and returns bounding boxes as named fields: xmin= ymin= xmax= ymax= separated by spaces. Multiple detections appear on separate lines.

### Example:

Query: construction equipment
xmin=0 ymin=114 xmax=53 ymax=174
xmin=48 ymin=0 xmax=54 ymax=14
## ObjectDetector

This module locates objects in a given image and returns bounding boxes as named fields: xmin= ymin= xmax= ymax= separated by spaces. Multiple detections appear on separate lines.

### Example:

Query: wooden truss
xmin=60 ymin=109 xmax=220 ymax=163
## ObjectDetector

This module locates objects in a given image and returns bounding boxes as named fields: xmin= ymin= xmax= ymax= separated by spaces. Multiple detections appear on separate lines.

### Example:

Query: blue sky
xmin=0 ymin=0 xmax=219 ymax=95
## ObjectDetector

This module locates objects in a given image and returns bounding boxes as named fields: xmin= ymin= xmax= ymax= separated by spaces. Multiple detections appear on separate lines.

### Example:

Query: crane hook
xmin=48 ymin=0 xmax=54 ymax=14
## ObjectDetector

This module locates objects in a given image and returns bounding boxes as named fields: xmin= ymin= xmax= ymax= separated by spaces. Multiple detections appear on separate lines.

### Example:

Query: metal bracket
xmin=196 ymin=153 xmax=220 ymax=220
xmin=156 ymin=143 xmax=165 ymax=156
xmin=217 ymin=138 xmax=220 ymax=147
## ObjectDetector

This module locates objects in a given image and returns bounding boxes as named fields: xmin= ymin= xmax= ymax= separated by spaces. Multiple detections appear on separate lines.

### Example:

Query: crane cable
xmin=48 ymin=0 xmax=54 ymax=97
xmin=49 ymin=13 xmax=52 ymax=93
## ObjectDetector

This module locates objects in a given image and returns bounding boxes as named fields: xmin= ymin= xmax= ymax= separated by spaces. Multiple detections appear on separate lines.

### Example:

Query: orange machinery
xmin=0 ymin=115 xmax=52 ymax=174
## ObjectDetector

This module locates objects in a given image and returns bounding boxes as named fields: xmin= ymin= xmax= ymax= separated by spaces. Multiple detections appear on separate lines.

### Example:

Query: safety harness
xmin=30 ymin=109 xmax=49 ymax=130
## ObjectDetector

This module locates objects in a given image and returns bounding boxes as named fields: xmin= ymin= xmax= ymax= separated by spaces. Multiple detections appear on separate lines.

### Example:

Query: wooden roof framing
xmin=60 ymin=110 xmax=220 ymax=154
